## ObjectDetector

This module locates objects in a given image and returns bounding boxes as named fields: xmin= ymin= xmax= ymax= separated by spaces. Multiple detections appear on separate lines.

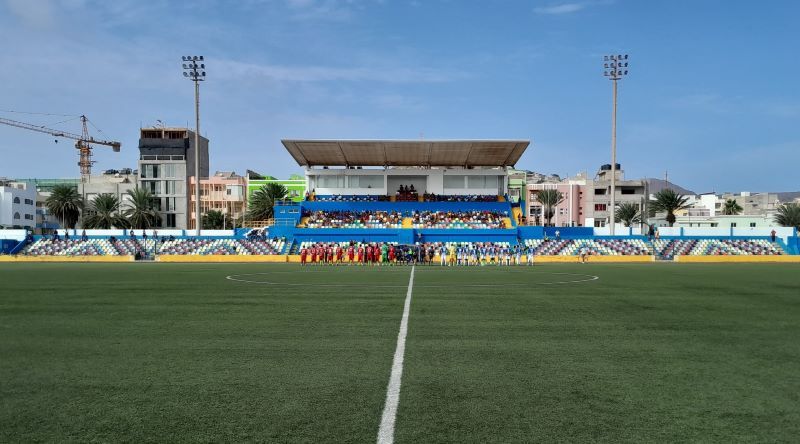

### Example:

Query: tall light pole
xmin=182 ymin=56 xmax=205 ymax=236
xmin=603 ymin=54 xmax=628 ymax=235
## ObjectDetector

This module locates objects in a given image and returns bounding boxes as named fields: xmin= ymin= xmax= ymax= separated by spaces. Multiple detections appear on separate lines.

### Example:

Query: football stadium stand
xmin=2 ymin=141 xmax=798 ymax=261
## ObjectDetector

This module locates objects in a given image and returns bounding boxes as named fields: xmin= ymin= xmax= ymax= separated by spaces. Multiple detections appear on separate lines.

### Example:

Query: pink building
xmin=188 ymin=172 xmax=247 ymax=229
xmin=526 ymin=182 xmax=585 ymax=227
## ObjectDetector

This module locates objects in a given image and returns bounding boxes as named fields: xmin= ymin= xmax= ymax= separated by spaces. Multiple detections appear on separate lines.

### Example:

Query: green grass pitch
xmin=1 ymin=262 xmax=799 ymax=442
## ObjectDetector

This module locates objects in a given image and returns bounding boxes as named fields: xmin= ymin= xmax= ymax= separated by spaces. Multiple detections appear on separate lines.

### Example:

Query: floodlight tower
xmin=603 ymin=54 xmax=628 ymax=235
xmin=182 ymin=56 xmax=206 ymax=236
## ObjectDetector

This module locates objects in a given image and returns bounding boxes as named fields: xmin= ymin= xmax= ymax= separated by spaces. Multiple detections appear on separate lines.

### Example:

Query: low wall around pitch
xmin=156 ymin=255 xmax=292 ymax=263
xmin=535 ymin=255 xmax=655 ymax=263
xmin=675 ymin=255 xmax=800 ymax=263
xmin=0 ymin=255 xmax=134 ymax=263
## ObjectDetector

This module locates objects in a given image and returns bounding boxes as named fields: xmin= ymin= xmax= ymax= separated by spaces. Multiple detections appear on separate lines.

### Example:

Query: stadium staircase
xmin=511 ymin=206 xmax=522 ymax=224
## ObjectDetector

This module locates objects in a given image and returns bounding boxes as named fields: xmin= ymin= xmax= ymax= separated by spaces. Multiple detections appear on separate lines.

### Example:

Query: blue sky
xmin=1 ymin=0 xmax=798 ymax=193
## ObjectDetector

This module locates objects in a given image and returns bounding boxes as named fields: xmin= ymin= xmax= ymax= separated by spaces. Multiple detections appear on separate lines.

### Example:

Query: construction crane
xmin=0 ymin=114 xmax=121 ymax=181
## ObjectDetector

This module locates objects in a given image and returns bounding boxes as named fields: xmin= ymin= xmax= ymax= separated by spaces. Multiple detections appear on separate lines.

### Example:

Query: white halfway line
xmin=377 ymin=265 xmax=415 ymax=444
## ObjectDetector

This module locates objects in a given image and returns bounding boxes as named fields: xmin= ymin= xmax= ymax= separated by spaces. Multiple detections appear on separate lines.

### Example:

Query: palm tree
xmin=722 ymin=199 xmax=743 ymax=215
xmin=123 ymin=187 xmax=161 ymax=229
xmin=649 ymin=188 xmax=691 ymax=227
xmin=247 ymin=183 xmax=288 ymax=221
xmin=202 ymin=210 xmax=226 ymax=229
xmin=83 ymin=194 xmax=129 ymax=229
xmin=774 ymin=203 xmax=800 ymax=229
xmin=615 ymin=202 xmax=641 ymax=227
xmin=534 ymin=189 xmax=564 ymax=226
xmin=46 ymin=184 xmax=82 ymax=229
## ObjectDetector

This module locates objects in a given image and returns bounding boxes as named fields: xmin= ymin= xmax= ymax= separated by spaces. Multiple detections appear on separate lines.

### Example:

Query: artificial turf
xmin=1 ymin=262 xmax=798 ymax=442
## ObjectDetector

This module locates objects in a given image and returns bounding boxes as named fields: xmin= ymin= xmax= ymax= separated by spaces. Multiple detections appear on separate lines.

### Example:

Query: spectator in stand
xmin=771 ymin=229 xmax=777 ymax=243
xmin=64 ymin=230 xmax=70 ymax=241
xmin=81 ymin=230 xmax=88 ymax=242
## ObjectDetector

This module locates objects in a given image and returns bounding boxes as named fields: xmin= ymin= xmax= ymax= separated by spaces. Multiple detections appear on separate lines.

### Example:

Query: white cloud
xmin=5 ymin=0 xmax=56 ymax=27
xmin=534 ymin=3 xmax=584 ymax=15
xmin=214 ymin=59 xmax=456 ymax=84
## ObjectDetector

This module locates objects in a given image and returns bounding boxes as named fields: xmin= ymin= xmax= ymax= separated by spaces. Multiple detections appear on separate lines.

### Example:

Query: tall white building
xmin=0 ymin=179 xmax=36 ymax=229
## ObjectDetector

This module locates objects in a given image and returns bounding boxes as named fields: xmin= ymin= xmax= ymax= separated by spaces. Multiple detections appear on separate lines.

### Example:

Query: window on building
xmin=24 ymin=214 xmax=33 ymax=220
xmin=594 ymin=188 xmax=607 ymax=195
xmin=348 ymin=175 xmax=383 ymax=189
xmin=141 ymin=164 xmax=160 ymax=179
xmin=621 ymin=187 xmax=636 ymax=195
xmin=166 ymin=198 xmax=177 ymax=211
xmin=711 ymin=223 xmax=718 ymax=227
xmin=594 ymin=220 xmax=605 ymax=227
xmin=13 ymin=197 xmax=20 ymax=203
xmin=13 ymin=212 xmax=20 ymax=220
xmin=165 ymin=181 xmax=181 ymax=195
xmin=443 ymin=175 xmax=466 ymax=189
xmin=166 ymin=213 xmax=176 ymax=228
xmin=730 ymin=222 xmax=737 ymax=227
xmin=318 ymin=175 xmax=345 ymax=188
xmin=467 ymin=175 xmax=498 ymax=189
xmin=143 ymin=181 xmax=159 ymax=194
xmin=24 ymin=198 xmax=34 ymax=205
xmin=750 ymin=222 xmax=757 ymax=227
xmin=594 ymin=204 xmax=607 ymax=211
xmin=163 ymin=163 xmax=176 ymax=178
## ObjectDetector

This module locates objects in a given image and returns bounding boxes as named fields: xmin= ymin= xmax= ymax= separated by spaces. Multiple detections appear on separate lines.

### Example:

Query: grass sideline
xmin=1 ymin=263 xmax=799 ymax=442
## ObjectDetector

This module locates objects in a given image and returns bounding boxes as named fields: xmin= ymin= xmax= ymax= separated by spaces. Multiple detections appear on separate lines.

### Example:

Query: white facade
xmin=0 ymin=180 xmax=36 ymax=229
xmin=306 ymin=167 xmax=508 ymax=197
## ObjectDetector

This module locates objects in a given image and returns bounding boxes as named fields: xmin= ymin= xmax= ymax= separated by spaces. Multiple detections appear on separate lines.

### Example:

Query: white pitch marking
xmin=225 ymin=271 xmax=599 ymax=287
xmin=377 ymin=266 xmax=415 ymax=444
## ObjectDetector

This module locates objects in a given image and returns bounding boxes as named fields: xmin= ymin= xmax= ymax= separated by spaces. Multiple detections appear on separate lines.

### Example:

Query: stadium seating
xmin=157 ymin=238 xmax=286 ymax=255
xmin=422 ymin=194 xmax=498 ymax=202
xmin=654 ymin=239 xmax=784 ymax=257
xmin=23 ymin=237 xmax=286 ymax=256
xmin=411 ymin=210 xmax=507 ymax=229
xmin=303 ymin=210 xmax=403 ymax=228
xmin=313 ymin=195 xmax=388 ymax=202
xmin=523 ymin=238 xmax=652 ymax=256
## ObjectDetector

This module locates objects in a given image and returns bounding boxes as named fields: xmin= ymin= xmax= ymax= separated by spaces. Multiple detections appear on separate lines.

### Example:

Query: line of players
xmin=299 ymin=242 xmax=537 ymax=266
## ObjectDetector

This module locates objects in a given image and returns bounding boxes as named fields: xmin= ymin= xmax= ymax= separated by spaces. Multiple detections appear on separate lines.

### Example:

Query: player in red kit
xmin=300 ymin=247 xmax=308 ymax=265
xmin=336 ymin=245 xmax=344 ymax=264
xmin=388 ymin=245 xmax=396 ymax=265
xmin=347 ymin=245 xmax=355 ymax=264
xmin=357 ymin=245 xmax=365 ymax=264
xmin=310 ymin=246 xmax=317 ymax=264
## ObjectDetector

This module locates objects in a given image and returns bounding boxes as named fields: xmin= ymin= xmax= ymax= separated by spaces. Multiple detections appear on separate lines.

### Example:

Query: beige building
xmin=583 ymin=164 xmax=648 ymax=228
xmin=189 ymin=172 xmax=247 ymax=229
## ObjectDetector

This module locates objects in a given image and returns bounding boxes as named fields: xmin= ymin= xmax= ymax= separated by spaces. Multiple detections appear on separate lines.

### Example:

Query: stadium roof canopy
xmin=282 ymin=140 xmax=530 ymax=168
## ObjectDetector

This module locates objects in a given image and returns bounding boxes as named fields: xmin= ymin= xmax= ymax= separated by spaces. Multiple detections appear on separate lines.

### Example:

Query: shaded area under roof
xmin=282 ymin=140 xmax=530 ymax=168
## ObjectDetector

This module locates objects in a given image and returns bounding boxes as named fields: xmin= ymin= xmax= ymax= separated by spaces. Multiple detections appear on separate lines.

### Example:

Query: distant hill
xmin=646 ymin=179 xmax=694 ymax=196
xmin=777 ymin=191 xmax=800 ymax=202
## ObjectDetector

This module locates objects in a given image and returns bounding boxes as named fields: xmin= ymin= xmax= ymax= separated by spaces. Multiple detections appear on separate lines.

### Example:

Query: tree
xmin=615 ymin=202 xmax=641 ymax=227
xmin=247 ymin=183 xmax=288 ymax=221
xmin=534 ymin=189 xmax=564 ymax=226
xmin=83 ymin=194 xmax=129 ymax=229
xmin=722 ymin=198 xmax=743 ymax=215
xmin=774 ymin=203 xmax=800 ymax=229
xmin=202 ymin=210 xmax=226 ymax=229
xmin=649 ymin=188 xmax=691 ymax=227
xmin=123 ymin=187 xmax=161 ymax=229
xmin=46 ymin=184 xmax=82 ymax=229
